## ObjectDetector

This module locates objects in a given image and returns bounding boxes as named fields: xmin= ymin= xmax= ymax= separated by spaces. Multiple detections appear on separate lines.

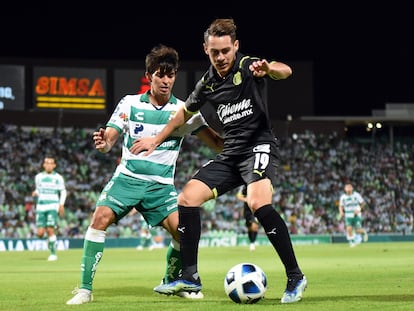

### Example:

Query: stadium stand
xmin=0 ymin=124 xmax=413 ymax=239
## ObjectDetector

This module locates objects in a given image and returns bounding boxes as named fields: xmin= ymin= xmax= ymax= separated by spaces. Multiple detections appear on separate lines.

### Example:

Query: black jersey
xmin=186 ymin=52 xmax=279 ymax=156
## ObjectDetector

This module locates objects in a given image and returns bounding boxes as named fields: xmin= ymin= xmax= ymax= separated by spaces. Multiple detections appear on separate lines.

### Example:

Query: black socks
xmin=178 ymin=205 xmax=201 ymax=283
xmin=254 ymin=204 xmax=302 ymax=276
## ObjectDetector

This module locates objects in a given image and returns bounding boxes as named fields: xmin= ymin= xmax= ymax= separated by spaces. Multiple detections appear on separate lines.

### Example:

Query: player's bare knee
xmin=248 ymin=200 xmax=271 ymax=213
xmin=90 ymin=206 xmax=115 ymax=229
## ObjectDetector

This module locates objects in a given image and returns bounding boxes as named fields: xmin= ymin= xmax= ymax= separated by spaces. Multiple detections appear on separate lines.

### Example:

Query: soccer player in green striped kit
xmin=32 ymin=156 xmax=66 ymax=261
xmin=66 ymin=44 xmax=223 ymax=305
xmin=339 ymin=183 xmax=368 ymax=247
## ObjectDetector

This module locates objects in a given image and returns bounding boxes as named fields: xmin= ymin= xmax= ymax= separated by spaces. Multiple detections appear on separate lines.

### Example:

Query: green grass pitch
xmin=0 ymin=242 xmax=413 ymax=310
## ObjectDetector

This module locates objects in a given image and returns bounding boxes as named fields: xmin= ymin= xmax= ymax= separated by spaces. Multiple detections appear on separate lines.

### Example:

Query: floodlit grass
xmin=0 ymin=242 xmax=413 ymax=311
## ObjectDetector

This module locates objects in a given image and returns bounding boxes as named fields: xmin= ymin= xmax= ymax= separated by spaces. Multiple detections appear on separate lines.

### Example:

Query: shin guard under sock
xmin=164 ymin=239 xmax=182 ymax=283
xmin=254 ymin=205 xmax=302 ymax=276
xmin=178 ymin=205 xmax=201 ymax=283
xmin=80 ymin=227 xmax=106 ymax=290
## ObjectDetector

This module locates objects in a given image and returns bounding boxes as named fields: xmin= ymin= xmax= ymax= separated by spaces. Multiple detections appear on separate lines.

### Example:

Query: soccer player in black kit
xmin=130 ymin=18 xmax=307 ymax=304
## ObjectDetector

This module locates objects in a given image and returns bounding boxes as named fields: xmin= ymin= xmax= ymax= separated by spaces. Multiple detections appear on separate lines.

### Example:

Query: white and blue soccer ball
xmin=224 ymin=262 xmax=267 ymax=304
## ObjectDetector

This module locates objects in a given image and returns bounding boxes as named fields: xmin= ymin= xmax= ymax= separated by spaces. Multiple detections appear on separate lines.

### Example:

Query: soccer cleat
xmin=249 ymin=243 xmax=256 ymax=251
xmin=47 ymin=254 xmax=58 ymax=261
xmin=281 ymin=275 xmax=307 ymax=303
xmin=154 ymin=279 xmax=202 ymax=296
xmin=175 ymin=291 xmax=204 ymax=299
xmin=66 ymin=288 xmax=93 ymax=305
xmin=156 ymin=279 xmax=204 ymax=299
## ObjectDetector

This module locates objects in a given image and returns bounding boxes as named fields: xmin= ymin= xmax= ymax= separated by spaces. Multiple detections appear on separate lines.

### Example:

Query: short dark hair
xmin=145 ymin=44 xmax=179 ymax=75
xmin=204 ymin=18 xmax=237 ymax=43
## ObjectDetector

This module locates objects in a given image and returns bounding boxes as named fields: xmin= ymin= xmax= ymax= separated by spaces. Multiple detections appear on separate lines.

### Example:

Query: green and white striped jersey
xmin=339 ymin=191 xmax=364 ymax=218
xmin=34 ymin=171 xmax=66 ymax=212
xmin=106 ymin=92 xmax=208 ymax=185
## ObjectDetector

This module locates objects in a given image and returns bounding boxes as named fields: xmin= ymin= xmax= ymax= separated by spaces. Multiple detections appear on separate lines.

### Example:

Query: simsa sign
xmin=33 ymin=67 xmax=107 ymax=111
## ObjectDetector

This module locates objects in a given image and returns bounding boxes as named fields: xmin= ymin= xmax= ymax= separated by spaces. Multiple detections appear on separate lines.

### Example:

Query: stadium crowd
xmin=0 ymin=124 xmax=413 ymax=239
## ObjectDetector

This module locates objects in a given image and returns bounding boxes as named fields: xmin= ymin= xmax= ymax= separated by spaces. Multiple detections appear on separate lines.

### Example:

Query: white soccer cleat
xmin=155 ymin=278 xmax=204 ymax=299
xmin=66 ymin=288 xmax=93 ymax=305
xmin=249 ymin=243 xmax=256 ymax=251
xmin=153 ymin=279 xmax=202 ymax=296
xmin=281 ymin=275 xmax=307 ymax=303
xmin=175 ymin=291 xmax=204 ymax=299
xmin=47 ymin=254 xmax=58 ymax=261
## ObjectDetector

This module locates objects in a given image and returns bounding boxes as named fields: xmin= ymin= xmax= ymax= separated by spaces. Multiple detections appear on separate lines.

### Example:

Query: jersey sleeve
xmin=356 ymin=192 xmax=365 ymax=204
xmin=339 ymin=194 xmax=344 ymax=207
xmin=33 ymin=174 xmax=40 ymax=195
xmin=57 ymin=174 xmax=66 ymax=191
xmin=106 ymin=95 xmax=131 ymax=132
xmin=185 ymin=71 xmax=210 ymax=113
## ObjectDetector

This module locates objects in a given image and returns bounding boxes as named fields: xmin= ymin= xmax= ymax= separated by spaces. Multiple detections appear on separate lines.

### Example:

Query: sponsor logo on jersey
xmin=217 ymin=99 xmax=253 ymax=124
xmin=118 ymin=112 xmax=128 ymax=121
xmin=253 ymin=144 xmax=270 ymax=153
xmin=134 ymin=123 xmax=144 ymax=134
xmin=159 ymin=140 xmax=177 ymax=148
xmin=134 ymin=111 xmax=144 ymax=121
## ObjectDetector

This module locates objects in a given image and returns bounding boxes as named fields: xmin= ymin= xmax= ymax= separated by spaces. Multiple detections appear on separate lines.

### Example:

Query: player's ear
xmin=145 ymin=72 xmax=152 ymax=82
xmin=203 ymin=43 xmax=209 ymax=55
xmin=234 ymin=40 xmax=239 ymax=52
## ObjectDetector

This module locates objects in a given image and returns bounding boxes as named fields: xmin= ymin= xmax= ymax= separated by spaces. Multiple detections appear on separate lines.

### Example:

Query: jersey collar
xmin=140 ymin=90 xmax=178 ymax=105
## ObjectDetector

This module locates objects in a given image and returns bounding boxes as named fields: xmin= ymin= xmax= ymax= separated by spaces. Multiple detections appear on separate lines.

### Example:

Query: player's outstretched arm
xmin=130 ymin=105 xmax=191 ymax=156
xmin=249 ymin=59 xmax=292 ymax=80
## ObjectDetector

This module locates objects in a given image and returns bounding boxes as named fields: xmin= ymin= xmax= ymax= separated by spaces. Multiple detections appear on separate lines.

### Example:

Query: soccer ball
xmin=224 ymin=262 xmax=267 ymax=304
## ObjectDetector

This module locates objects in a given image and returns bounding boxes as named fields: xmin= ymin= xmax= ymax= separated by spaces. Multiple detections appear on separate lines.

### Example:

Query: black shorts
xmin=192 ymin=143 xmax=279 ymax=198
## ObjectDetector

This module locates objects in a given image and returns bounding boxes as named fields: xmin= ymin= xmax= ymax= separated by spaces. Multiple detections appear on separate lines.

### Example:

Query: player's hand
xmin=249 ymin=59 xmax=269 ymax=77
xmin=58 ymin=204 xmax=65 ymax=217
xmin=93 ymin=128 xmax=107 ymax=152
xmin=130 ymin=137 xmax=158 ymax=156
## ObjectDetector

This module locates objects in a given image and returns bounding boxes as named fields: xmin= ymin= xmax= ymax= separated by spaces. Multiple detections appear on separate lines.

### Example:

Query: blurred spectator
xmin=1 ymin=124 xmax=413 ymax=238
